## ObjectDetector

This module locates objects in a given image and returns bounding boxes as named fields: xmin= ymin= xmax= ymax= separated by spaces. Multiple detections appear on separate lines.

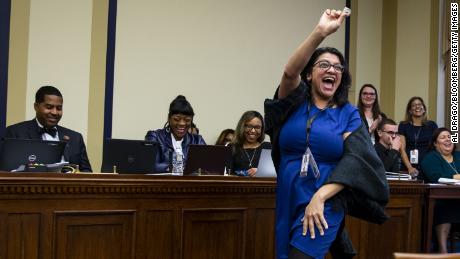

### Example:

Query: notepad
xmin=385 ymin=172 xmax=412 ymax=181
xmin=438 ymin=178 xmax=460 ymax=185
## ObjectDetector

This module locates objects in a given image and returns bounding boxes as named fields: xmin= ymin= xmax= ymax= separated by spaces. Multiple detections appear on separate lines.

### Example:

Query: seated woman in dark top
xmin=421 ymin=128 xmax=460 ymax=253
xmin=231 ymin=111 xmax=271 ymax=177
xmin=398 ymin=97 xmax=437 ymax=177
xmin=145 ymin=95 xmax=206 ymax=172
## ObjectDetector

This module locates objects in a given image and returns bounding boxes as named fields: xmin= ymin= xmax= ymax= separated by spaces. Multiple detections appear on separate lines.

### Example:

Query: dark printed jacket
xmin=145 ymin=128 xmax=206 ymax=172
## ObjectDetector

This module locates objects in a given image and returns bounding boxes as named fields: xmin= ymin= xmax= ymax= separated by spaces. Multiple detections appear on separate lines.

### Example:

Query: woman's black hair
xmin=300 ymin=47 xmax=351 ymax=106
xmin=164 ymin=95 xmax=195 ymax=129
xmin=168 ymin=95 xmax=194 ymax=117
xmin=428 ymin=127 xmax=457 ymax=152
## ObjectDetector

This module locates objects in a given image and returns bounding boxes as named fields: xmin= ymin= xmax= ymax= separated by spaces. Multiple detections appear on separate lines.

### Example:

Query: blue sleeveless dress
xmin=276 ymin=101 xmax=361 ymax=259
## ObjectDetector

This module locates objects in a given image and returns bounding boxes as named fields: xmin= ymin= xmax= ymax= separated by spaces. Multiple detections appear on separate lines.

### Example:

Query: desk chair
xmin=393 ymin=252 xmax=460 ymax=259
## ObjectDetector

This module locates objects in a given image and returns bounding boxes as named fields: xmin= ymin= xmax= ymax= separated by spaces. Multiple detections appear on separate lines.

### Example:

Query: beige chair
xmin=394 ymin=253 xmax=460 ymax=259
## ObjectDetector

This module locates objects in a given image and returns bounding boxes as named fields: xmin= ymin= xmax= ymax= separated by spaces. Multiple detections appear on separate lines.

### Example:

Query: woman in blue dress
xmin=264 ymin=8 xmax=372 ymax=259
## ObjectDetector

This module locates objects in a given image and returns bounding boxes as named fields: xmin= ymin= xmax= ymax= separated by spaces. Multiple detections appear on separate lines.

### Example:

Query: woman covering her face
xmin=145 ymin=95 xmax=206 ymax=172
xmin=264 ymin=8 xmax=388 ymax=259
xmin=231 ymin=111 xmax=271 ymax=177
xmin=398 ymin=97 xmax=438 ymax=178
xmin=421 ymin=128 xmax=460 ymax=253
xmin=357 ymin=84 xmax=386 ymax=144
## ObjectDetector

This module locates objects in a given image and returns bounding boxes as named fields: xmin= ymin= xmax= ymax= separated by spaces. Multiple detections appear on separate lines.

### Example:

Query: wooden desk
xmin=344 ymin=181 xmax=426 ymax=259
xmin=424 ymin=184 xmax=460 ymax=252
xmin=0 ymin=173 xmax=427 ymax=259
xmin=0 ymin=173 xmax=275 ymax=259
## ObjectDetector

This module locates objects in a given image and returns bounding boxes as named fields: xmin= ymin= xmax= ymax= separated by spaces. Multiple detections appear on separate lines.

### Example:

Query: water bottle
xmin=171 ymin=149 xmax=184 ymax=176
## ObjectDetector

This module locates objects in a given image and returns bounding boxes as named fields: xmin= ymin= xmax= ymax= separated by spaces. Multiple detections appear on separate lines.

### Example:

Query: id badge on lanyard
xmin=410 ymin=149 xmax=419 ymax=164
xmin=300 ymin=146 xmax=320 ymax=178
xmin=410 ymin=127 xmax=422 ymax=164
xmin=299 ymin=103 xmax=328 ymax=179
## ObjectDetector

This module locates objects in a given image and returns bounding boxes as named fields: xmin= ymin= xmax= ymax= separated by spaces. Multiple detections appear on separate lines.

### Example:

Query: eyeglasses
xmin=244 ymin=125 xmax=262 ymax=131
xmin=411 ymin=103 xmax=423 ymax=108
xmin=361 ymin=92 xmax=376 ymax=97
xmin=314 ymin=60 xmax=345 ymax=73
xmin=382 ymin=130 xmax=399 ymax=137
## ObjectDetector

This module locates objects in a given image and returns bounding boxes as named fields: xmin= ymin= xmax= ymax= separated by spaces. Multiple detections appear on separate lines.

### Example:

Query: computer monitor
xmin=183 ymin=145 xmax=232 ymax=175
xmin=255 ymin=149 xmax=277 ymax=177
xmin=101 ymin=139 xmax=159 ymax=174
xmin=0 ymin=138 xmax=67 ymax=171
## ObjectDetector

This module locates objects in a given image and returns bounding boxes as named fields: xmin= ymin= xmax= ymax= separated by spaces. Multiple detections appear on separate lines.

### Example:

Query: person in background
xmin=421 ymin=128 xmax=460 ymax=253
xmin=374 ymin=118 xmax=401 ymax=172
xmin=231 ymin=111 xmax=271 ymax=177
xmin=188 ymin=122 xmax=199 ymax=135
xmin=4 ymin=86 xmax=92 ymax=172
xmin=398 ymin=97 xmax=437 ymax=178
xmin=145 ymin=95 xmax=206 ymax=172
xmin=215 ymin=129 xmax=235 ymax=146
xmin=264 ymin=8 xmax=388 ymax=259
xmin=357 ymin=84 xmax=386 ymax=144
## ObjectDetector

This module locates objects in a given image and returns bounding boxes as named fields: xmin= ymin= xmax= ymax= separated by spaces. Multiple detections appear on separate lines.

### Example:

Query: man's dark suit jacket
xmin=4 ymin=119 xmax=92 ymax=172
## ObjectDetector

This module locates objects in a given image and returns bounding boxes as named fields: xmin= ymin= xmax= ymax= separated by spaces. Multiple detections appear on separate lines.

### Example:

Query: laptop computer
xmin=0 ymin=138 xmax=67 ymax=171
xmin=255 ymin=149 xmax=277 ymax=177
xmin=101 ymin=139 xmax=159 ymax=174
xmin=183 ymin=145 xmax=232 ymax=175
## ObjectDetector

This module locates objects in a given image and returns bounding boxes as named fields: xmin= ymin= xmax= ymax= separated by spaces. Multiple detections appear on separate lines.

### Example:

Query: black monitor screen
xmin=184 ymin=145 xmax=232 ymax=175
xmin=0 ymin=138 xmax=66 ymax=171
xmin=101 ymin=139 xmax=159 ymax=174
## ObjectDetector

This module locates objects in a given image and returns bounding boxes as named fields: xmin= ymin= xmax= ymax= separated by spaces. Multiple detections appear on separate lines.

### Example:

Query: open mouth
xmin=321 ymin=76 xmax=336 ymax=92
xmin=442 ymin=142 xmax=453 ymax=148
xmin=246 ymin=133 xmax=259 ymax=140
xmin=322 ymin=77 xmax=336 ymax=84
xmin=175 ymin=128 xmax=186 ymax=135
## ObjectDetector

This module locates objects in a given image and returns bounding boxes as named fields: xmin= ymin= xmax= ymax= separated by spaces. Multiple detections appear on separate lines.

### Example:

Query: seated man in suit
xmin=374 ymin=118 xmax=401 ymax=172
xmin=4 ymin=86 xmax=92 ymax=172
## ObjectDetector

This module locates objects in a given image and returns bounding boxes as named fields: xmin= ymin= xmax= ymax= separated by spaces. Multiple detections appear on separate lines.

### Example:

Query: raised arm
xmin=278 ymin=8 xmax=350 ymax=99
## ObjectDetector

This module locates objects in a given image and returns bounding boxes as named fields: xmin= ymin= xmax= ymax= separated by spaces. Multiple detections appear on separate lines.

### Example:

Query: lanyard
xmin=413 ymin=125 xmax=423 ymax=148
xmin=305 ymin=102 xmax=331 ymax=147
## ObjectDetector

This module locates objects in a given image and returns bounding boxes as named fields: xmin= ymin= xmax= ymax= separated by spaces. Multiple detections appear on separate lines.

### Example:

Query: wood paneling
xmin=182 ymin=209 xmax=246 ymax=259
xmin=6 ymin=213 xmax=40 ymax=259
xmin=144 ymin=210 xmax=178 ymax=259
xmin=0 ymin=173 xmax=276 ymax=259
xmin=0 ymin=173 xmax=431 ymax=258
xmin=54 ymin=211 xmax=135 ymax=259
xmin=253 ymin=209 xmax=275 ymax=259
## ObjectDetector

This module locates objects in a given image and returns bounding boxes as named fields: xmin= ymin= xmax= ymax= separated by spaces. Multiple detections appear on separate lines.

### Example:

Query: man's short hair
xmin=377 ymin=118 xmax=397 ymax=131
xmin=35 ymin=86 xmax=62 ymax=103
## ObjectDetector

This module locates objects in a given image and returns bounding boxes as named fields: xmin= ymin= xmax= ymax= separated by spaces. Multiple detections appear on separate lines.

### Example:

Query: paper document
xmin=385 ymin=172 xmax=412 ymax=180
xmin=438 ymin=178 xmax=460 ymax=185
